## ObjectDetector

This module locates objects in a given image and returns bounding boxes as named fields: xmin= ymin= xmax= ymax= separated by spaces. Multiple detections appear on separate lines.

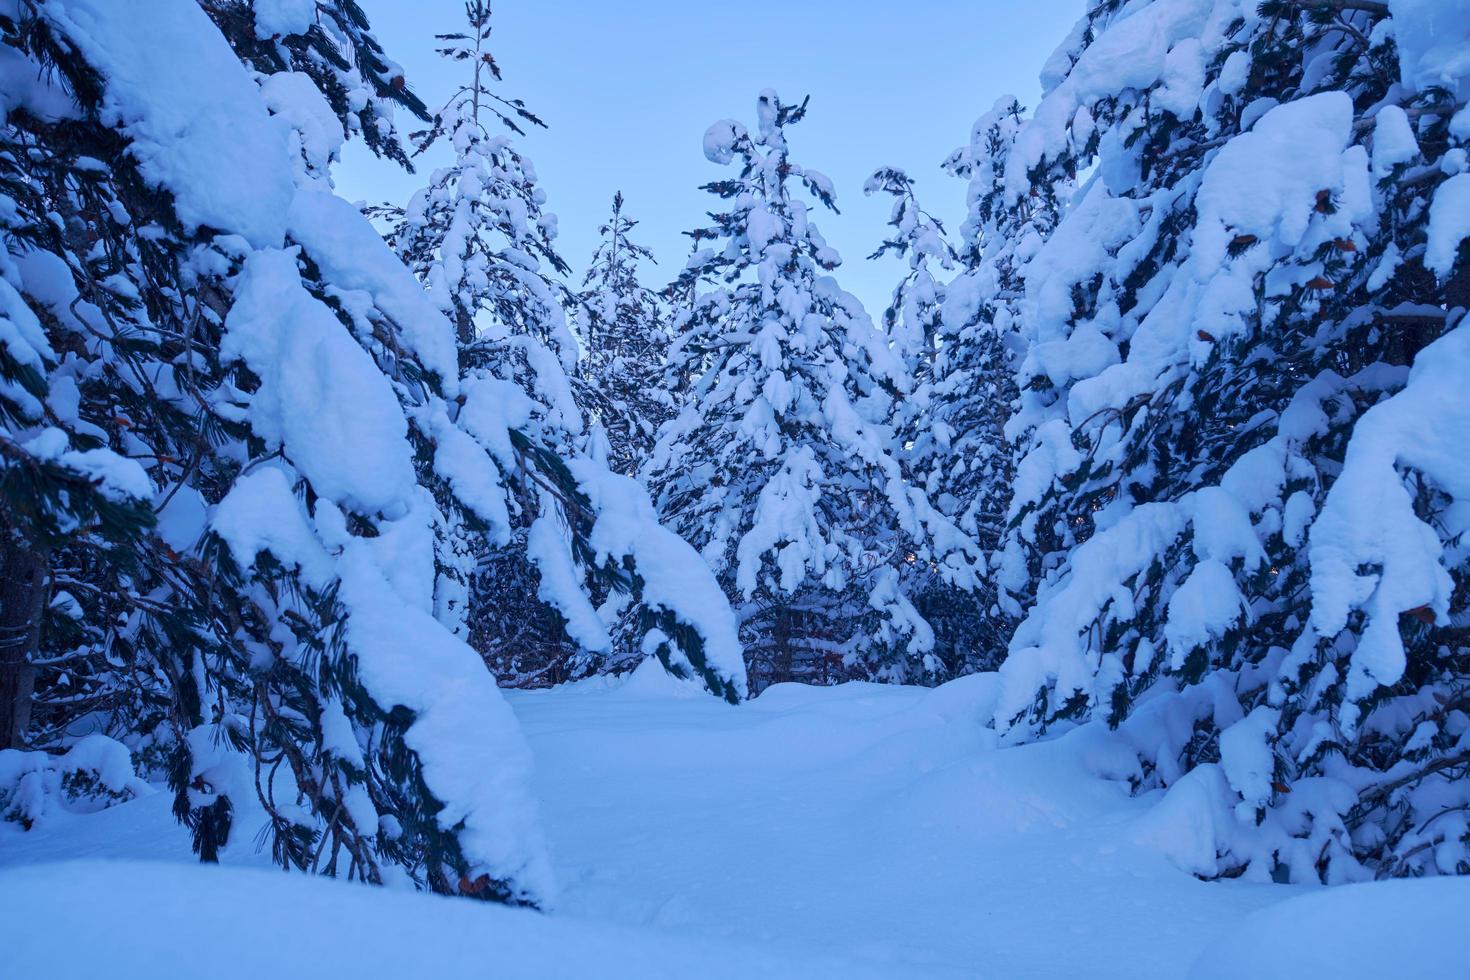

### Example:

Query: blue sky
xmin=337 ymin=1 xmax=1082 ymax=318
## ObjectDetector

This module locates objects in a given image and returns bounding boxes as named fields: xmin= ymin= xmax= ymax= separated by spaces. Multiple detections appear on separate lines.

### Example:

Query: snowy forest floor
xmin=0 ymin=663 xmax=1446 ymax=978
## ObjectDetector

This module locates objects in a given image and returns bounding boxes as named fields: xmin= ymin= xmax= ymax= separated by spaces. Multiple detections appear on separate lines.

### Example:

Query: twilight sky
xmin=337 ymin=0 xmax=1082 ymax=318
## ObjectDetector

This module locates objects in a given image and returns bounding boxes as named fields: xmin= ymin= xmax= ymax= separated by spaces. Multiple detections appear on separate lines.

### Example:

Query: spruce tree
xmin=380 ymin=1 xmax=745 ymax=699
xmin=575 ymin=192 xmax=673 ymax=477
xmin=911 ymin=97 xmax=1070 ymax=670
xmin=375 ymin=0 xmax=582 ymax=685
xmin=1 ymin=0 xmax=567 ymax=901
xmin=863 ymin=166 xmax=955 ymax=381
xmin=1 ymin=0 xmax=743 ymax=907
xmin=864 ymin=165 xmax=997 ymax=676
xmin=647 ymin=91 xmax=982 ymax=689
xmin=988 ymin=0 xmax=1470 ymax=882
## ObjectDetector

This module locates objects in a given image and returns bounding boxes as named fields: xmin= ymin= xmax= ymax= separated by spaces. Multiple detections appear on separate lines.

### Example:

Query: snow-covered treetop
xmin=685 ymin=91 xmax=843 ymax=285
xmin=574 ymin=192 xmax=670 ymax=476
xmin=381 ymin=0 xmax=574 ymax=368
xmin=580 ymin=191 xmax=660 ymax=368
xmin=863 ymin=166 xmax=956 ymax=369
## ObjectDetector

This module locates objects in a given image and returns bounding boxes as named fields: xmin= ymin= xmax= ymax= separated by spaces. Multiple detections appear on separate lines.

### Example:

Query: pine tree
xmin=0 ymin=56 xmax=156 ymax=750
xmin=380 ymin=1 xmax=745 ymax=700
xmin=909 ymin=97 xmax=1070 ymax=671
xmin=863 ymin=165 xmax=996 ymax=676
xmin=863 ymin=166 xmax=955 ymax=380
xmin=987 ymin=0 xmax=1470 ymax=882
xmin=374 ymin=0 xmax=583 ymax=685
xmin=1 ymin=0 xmax=744 ymax=908
xmin=647 ymin=91 xmax=982 ymax=690
xmin=575 ymin=192 xmax=673 ymax=477
xmin=1 ymin=0 xmax=568 ymax=902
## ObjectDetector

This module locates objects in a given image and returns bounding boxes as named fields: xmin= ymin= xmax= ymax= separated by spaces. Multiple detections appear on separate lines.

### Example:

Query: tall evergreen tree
xmin=647 ymin=91 xmax=982 ymax=690
xmin=863 ymin=166 xmax=955 ymax=380
xmin=375 ymin=0 xmax=582 ymax=685
xmin=988 ymin=0 xmax=1470 ymax=882
xmin=905 ymin=97 xmax=1071 ymax=671
xmin=0 ymin=0 xmax=743 ymax=908
xmin=380 ymin=1 xmax=745 ymax=699
xmin=575 ymin=193 xmax=673 ymax=477
xmin=0 ymin=0 xmax=565 ymax=902
xmin=864 ymin=165 xmax=996 ymax=676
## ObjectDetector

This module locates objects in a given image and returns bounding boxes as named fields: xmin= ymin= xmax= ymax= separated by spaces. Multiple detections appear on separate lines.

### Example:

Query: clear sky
xmin=337 ymin=0 xmax=1082 ymax=319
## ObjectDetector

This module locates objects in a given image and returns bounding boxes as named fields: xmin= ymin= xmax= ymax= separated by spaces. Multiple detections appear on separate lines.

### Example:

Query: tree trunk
xmin=0 ymin=529 xmax=48 ymax=750
xmin=763 ymin=604 xmax=783 ymax=691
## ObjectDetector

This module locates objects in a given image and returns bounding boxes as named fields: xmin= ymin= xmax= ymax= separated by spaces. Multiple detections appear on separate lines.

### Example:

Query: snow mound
xmin=1389 ymin=0 xmax=1470 ymax=98
xmin=0 ymin=736 xmax=151 ymax=829
xmin=0 ymin=860 xmax=886 ymax=979
xmin=1189 ymin=876 xmax=1470 ymax=979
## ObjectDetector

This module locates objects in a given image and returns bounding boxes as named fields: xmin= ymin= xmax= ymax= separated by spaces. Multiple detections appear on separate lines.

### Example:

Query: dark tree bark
xmin=0 ymin=523 xmax=48 ymax=749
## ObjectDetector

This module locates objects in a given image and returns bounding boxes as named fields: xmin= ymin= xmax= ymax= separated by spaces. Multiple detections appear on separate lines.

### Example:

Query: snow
xmin=154 ymin=484 xmax=208 ymax=552
xmin=0 ymin=859 xmax=888 ymax=980
xmin=252 ymin=0 xmax=317 ymax=40
xmin=0 ymin=42 xmax=77 ymax=125
xmin=1388 ymin=0 xmax=1470 ymax=99
xmin=1194 ymin=92 xmax=1365 ymax=262
xmin=1163 ymin=559 xmax=1247 ymax=668
xmin=286 ymin=190 xmax=462 ymax=392
xmin=42 ymin=0 xmax=295 ymax=248
xmin=1 ymin=676 xmax=1310 ymax=977
xmin=1007 ymin=0 xmax=1217 ymax=202
xmin=1217 ymin=705 xmax=1280 ymax=818
xmin=0 ymin=735 xmax=150 ymax=828
xmin=457 ymin=374 xmax=536 ymax=469
xmin=1372 ymin=106 xmax=1419 ymax=182
xmin=336 ymin=547 xmax=557 ymax=906
xmin=1130 ymin=764 xmax=1238 ymax=878
xmin=1424 ymin=173 xmax=1470 ymax=279
xmin=210 ymin=465 xmax=334 ymax=587
xmin=734 ymin=445 xmax=827 ymax=595
xmin=1190 ymin=876 xmax=1470 ymax=979
xmin=0 ymin=274 xmax=52 ymax=417
xmin=1000 ymin=502 xmax=1188 ymax=736
xmin=428 ymin=409 xmax=513 ymax=543
xmin=259 ymin=71 xmax=345 ymax=178
xmin=1309 ymin=322 xmax=1470 ymax=719
xmin=528 ymin=510 xmax=614 ymax=655
xmin=223 ymin=248 xmax=417 ymax=518
xmin=571 ymin=461 xmax=748 ymax=700
xmin=23 ymin=426 xmax=152 ymax=502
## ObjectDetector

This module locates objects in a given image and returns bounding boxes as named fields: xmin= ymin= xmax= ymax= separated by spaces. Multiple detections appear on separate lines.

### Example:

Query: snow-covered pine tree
xmin=988 ymin=0 xmax=1470 ymax=882
xmin=863 ymin=166 xmax=955 ymax=381
xmin=863 ymin=166 xmax=995 ymax=676
xmin=939 ymin=95 xmax=1062 ymax=570
xmin=375 ymin=0 xmax=581 ymax=686
xmin=647 ymin=91 xmax=982 ymax=689
xmin=380 ymin=1 xmax=745 ymax=698
xmin=1 ymin=0 xmax=562 ymax=903
xmin=575 ymin=193 xmax=673 ymax=477
xmin=1 ymin=0 xmax=744 ymax=907
xmin=894 ymin=97 xmax=1071 ymax=672
xmin=0 ymin=140 xmax=157 ymax=752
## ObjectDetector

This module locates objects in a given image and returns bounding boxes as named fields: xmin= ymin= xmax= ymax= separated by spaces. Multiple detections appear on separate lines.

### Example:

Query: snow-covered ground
xmin=2 ymin=664 xmax=1460 ymax=977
